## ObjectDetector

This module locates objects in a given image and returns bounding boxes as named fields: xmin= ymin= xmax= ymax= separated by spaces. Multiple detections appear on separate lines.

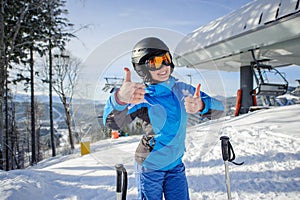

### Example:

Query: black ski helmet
xmin=131 ymin=37 xmax=175 ymax=82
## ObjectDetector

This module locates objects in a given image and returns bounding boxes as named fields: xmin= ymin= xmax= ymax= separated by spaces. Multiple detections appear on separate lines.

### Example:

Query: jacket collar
xmin=145 ymin=76 xmax=177 ymax=96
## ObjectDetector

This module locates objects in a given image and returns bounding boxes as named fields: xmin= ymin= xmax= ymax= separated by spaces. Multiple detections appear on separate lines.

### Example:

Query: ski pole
xmin=220 ymin=136 xmax=232 ymax=200
xmin=115 ymin=164 xmax=127 ymax=200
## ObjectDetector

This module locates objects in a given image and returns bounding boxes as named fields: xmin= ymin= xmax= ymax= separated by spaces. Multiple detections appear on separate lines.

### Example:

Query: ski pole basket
xmin=115 ymin=164 xmax=127 ymax=200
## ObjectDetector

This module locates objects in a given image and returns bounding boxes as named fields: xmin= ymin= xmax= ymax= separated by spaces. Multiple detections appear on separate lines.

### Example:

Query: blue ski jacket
xmin=103 ymin=76 xmax=224 ymax=170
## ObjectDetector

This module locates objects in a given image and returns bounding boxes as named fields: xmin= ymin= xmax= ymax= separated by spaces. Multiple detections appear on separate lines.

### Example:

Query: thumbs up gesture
xmin=116 ymin=68 xmax=145 ymax=104
xmin=184 ymin=84 xmax=204 ymax=114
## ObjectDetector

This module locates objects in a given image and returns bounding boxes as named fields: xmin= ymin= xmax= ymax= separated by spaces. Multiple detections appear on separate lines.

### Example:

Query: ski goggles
xmin=145 ymin=52 xmax=172 ymax=71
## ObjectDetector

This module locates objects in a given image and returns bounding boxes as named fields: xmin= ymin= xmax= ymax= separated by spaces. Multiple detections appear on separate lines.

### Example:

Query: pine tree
xmin=0 ymin=0 xmax=73 ymax=169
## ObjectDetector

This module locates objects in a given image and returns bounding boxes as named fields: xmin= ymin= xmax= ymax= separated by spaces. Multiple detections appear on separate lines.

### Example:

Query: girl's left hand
xmin=184 ymin=84 xmax=204 ymax=114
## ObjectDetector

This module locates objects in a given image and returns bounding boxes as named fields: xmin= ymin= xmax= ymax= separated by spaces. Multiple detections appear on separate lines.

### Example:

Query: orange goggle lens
xmin=146 ymin=52 xmax=172 ymax=70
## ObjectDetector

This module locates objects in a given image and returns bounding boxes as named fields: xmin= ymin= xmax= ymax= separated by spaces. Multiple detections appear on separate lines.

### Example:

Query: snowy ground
xmin=1 ymin=104 xmax=300 ymax=200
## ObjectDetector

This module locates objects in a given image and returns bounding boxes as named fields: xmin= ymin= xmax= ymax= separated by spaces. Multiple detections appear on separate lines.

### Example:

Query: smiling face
xmin=148 ymin=65 xmax=171 ymax=83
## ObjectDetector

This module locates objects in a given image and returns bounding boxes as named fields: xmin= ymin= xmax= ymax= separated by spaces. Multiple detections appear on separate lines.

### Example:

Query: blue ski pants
xmin=135 ymin=162 xmax=190 ymax=200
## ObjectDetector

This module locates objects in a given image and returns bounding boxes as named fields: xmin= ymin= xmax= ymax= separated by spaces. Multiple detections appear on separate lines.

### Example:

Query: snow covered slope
xmin=1 ymin=104 xmax=299 ymax=200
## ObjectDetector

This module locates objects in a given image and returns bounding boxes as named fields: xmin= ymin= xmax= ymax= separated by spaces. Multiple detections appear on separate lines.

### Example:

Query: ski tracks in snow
xmin=184 ymin=105 xmax=300 ymax=199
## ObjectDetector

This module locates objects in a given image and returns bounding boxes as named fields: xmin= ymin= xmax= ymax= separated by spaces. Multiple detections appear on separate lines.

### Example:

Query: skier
xmin=103 ymin=37 xmax=224 ymax=200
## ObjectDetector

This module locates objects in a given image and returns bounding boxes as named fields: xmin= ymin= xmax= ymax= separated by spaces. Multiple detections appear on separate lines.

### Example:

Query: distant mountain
xmin=13 ymin=93 xmax=105 ymax=105
xmin=13 ymin=93 xmax=62 ymax=103
xmin=12 ymin=93 xmax=105 ymax=132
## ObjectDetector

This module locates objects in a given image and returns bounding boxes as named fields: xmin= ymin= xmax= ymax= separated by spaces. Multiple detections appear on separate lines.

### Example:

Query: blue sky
xmin=65 ymin=0 xmax=299 ymax=100
xmin=67 ymin=0 xmax=253 ymax=60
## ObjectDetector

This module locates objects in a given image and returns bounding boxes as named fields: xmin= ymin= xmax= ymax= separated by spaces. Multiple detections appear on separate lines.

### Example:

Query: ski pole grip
xmin=220 ymin=136 xmax=230 ymax=161
xmin=115 ymin=164 xmax=127 ymax=200
xmin=121 ymin=166 xmax=128 ymax=200
xmin=115 ymin=164 xmax=123 ymax=193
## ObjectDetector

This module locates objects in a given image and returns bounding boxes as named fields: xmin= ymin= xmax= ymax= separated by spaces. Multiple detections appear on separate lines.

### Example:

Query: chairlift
xmin=250 ymin=50 xmax=288 ymax=97
xmin=102 ymin=77 xmax=124 ymax=93
xmin=291 ymin=79 xmax=300 ymax=96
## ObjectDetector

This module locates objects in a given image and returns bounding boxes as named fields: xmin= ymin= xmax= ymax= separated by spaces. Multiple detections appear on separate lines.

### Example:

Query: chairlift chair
xmin=250 ymin=51 xmax=288 ymax=97
xmin=291 ymin=79 xmax=300 ymax=96
xmin=102 ymin=77 xmax=124 ymax=93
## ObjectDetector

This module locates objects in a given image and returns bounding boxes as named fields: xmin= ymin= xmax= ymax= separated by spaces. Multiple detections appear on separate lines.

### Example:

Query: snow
xmin=1 ymin=104 xmax=300 ymax=200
